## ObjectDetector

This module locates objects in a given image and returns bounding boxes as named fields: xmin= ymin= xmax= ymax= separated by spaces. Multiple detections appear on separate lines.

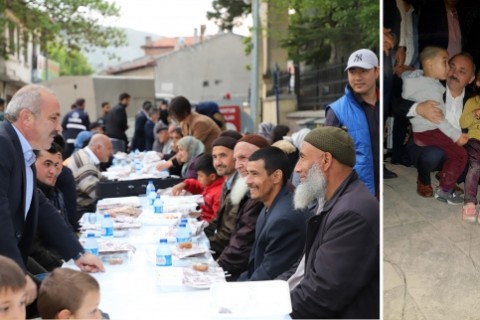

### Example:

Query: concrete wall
xmin=43 ymin=76 xmax=96 ymax=118
xmin=43 ymin=76 xmax=155 ymax=139
xmin=154 ymin=33 xmax=250 ymax=103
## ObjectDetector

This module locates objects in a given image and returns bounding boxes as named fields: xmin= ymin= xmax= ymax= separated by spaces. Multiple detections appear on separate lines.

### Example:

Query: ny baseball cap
xmin=345 ymin=49 xmax=379 ymax=71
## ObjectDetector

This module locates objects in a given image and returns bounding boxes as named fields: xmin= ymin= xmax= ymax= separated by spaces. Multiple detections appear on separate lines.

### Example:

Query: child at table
xmin=171 ymin=153 xmax=225 ymax=222
xmin=0 ymin=256 xmax=27 ymax=320
xmin=37 ymin=268 xmax=102 ymax=319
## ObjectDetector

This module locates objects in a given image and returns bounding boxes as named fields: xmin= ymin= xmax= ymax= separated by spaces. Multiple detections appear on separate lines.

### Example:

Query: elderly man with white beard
xmin=216 ymin=134 xmax=270 ymax=281
xmin=288 ymin=127 xmax=379 ymax=319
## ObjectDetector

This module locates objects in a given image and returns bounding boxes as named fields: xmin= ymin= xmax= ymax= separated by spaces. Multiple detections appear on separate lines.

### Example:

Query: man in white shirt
xmin=400 ymin=52 xmax=475 ymax=197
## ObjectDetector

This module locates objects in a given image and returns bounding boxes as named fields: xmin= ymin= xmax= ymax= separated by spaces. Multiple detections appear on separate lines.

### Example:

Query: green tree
xmin=47 ymin=43 xmax=93 ymax=75
xmin=207 ymin=0 xmax=379 ymax=66
xmin=280 ymin=0 xmax=379 ymax=65
xmin=0 ymin=0 xmax=127 ymax=57
xmin=206 ymin=0 xmax=251 ymax=32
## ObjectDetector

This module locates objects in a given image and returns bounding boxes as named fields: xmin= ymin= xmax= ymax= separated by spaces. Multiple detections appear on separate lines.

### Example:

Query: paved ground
xmin=383 ymin=162 xmax=480 ymax=320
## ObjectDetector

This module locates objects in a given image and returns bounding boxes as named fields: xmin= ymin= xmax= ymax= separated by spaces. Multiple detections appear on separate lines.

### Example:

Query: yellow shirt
xmin=460 ymin=96 xmax=480 ymax=140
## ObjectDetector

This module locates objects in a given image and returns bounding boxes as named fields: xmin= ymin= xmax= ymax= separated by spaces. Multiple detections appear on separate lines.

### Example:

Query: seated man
xmin=152 ymin=122 xmax=173 ymax=155
xmin=238 ymin=147 xmax=311 ymax=281
xmin=216 ymin=134 xmax=270 ymax=281
xmin=395 ymin=52 xmax=475 ymax=197
xmin=204 ymin=133 xmax=243 ymax=258
xmin=30 ymin=141 xmax=74 ymax=272
xmin=67 ymin=134 xmax=113 ymax=213
xmin=288 ymin=127 xmax=379 ymax=319
xmin=73 ymin=121 xmax=105 ymax=153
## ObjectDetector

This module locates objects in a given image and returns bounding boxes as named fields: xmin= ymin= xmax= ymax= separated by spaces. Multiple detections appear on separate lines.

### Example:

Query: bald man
xmin=0 ymin=85 xmax=104 ymax=312
xmin=67 ymin=133 xmax=112 ymax=213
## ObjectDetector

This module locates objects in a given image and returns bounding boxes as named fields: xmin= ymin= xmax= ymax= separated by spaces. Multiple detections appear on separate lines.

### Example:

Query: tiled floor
xmin=383 ymin=162 xmax=480 ymax=320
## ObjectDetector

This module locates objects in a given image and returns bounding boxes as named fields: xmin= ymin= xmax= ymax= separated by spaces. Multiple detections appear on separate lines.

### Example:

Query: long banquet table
xmin=66 ymin=195 xmax=292 ymax=319
xmin=68 ymin=196 xmax=217 ymax=319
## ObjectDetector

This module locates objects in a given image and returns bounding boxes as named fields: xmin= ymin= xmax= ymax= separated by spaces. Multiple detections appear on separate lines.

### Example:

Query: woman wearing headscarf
xmin=176 ymin=136 xmax=205 ymax=179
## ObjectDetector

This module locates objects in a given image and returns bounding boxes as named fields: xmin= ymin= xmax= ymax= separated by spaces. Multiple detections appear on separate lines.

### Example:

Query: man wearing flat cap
xmin=216 ymin=134 xmax=270 ymax=280
xmin=288 ymin=126 xmax=379 ymax=319
xmin=204 ymin=131 xmax=243 ymax=258
xmin=325 ymin=48 xmax=385 ymax=198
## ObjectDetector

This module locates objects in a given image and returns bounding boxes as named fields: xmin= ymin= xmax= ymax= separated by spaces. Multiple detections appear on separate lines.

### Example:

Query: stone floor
xmin=383 ymin=162 xmax=480 ymax=320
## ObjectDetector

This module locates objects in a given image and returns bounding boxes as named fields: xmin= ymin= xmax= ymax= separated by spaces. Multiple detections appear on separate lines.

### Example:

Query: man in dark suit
xmin=105 ymin=92 xmax=130 ymax=151
xmin=237 ymin=147 xmax=310 ymax=281
xmin=0 ymin=85 xmax=104 ymax=307
xmin=130 ymin=100 xmax=152 ymax=151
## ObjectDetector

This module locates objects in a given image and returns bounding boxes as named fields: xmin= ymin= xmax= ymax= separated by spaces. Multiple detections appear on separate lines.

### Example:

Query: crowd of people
xmin=0 ymin=45 xmax=380 ymax=319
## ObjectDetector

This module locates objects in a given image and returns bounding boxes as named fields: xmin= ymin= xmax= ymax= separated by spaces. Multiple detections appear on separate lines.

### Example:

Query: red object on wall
xmin=219 ymin=105 xmax=240 ymax=131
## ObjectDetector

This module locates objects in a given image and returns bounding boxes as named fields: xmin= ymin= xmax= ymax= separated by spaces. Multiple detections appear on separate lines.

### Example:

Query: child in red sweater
xmin=172 ymin=154 xmax=225 ymax=222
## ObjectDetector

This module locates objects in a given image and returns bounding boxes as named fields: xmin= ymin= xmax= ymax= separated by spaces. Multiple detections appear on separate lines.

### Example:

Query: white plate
xmin=182 ymin=266 xmax=226 ymax=289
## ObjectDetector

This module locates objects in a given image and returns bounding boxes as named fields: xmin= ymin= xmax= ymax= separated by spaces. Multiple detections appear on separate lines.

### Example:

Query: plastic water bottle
xmin=176 ymin=223 xmax=192 ymax=246
xmin=180 ymin=218 xmax=192 ymax=236
xmin=101 ymin=213 xmax=114 ymax=237
xmin=146 ymin=180 xmax=155 ymax=197
xmin=135 ymin=160 xmax=142 ymax=174
xmin=156 ymin=239 xmax=172 ymax=267
xmin=153 ymin=195 xmax=163 ymax=214
xmin=83 ymin=233 xmax=99 ymax=256
xmin=112 ymin=158 xmax=118 ymax=167
xmin=148 ymin=191 xmax=157 ymax=206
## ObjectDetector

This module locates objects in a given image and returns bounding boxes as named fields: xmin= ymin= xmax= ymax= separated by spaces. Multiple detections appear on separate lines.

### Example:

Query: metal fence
xmin=266 ymin=61 xmax=348 ymax=111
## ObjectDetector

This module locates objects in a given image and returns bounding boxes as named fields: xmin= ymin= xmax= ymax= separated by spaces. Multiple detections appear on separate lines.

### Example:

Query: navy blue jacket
xmin=239 ymin=186 xmax=310 ymax=281
xmin=61 ymin=108 xmax=90 ymax=144
xmin=130 ymin=111 xmax=148 ymax=151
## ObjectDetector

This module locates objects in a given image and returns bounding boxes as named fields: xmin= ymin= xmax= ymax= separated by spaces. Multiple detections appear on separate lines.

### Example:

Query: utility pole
xmin=249 ymin=0 xmax=260 ymax=129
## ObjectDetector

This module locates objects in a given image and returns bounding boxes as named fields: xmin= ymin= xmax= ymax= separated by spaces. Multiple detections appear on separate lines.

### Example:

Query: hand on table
xmin=156 ymin=160 xmax=172 ymax=171
xmin=74 ymin=252 xmax=105 ymax=273
xmin=171 ymin=182 xmax=186 ymax=196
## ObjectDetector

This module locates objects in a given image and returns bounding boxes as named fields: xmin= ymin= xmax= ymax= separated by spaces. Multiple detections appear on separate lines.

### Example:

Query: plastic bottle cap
xmin=179 ymin=223 xmax=186 ymax=228
xmin=103 ymin=213 xmax=110 ymax=218
xmin=160 ymin=239 xmax=167 ymax=243
xmin=87 ymin=233 xmax=95 ymax=238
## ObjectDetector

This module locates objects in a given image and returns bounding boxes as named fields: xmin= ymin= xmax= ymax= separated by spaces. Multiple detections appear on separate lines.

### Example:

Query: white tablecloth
xmin=72 ymin=196 xmax=291 ymax=319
